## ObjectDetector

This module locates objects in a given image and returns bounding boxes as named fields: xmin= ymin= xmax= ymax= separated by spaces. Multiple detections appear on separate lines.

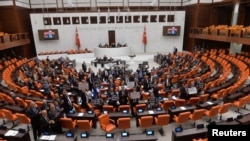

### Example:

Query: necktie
xmin=67 ymin=97 xmax=72 ymax=106
xmin=45 ymin=116 xmax=49 ymax=122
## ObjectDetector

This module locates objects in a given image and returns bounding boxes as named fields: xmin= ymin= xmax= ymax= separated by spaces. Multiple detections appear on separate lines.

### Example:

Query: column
xmin=229 ymin=1 xmax=242 ymax=54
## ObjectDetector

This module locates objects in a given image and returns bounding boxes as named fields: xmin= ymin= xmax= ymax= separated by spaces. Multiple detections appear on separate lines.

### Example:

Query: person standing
xmin=61 ymin=92 xmax=73 ymax=114
xmin=26 ymin=101 xmax=41 ymax=141
xmin=142 ymin=75 xmax=150 ymax=92
xmin=173 ymin=46 xmax=178 ymax=56
xmin=180 ymin=83 xmax=188 ymax=100
xmin=82 ymin=61 xmax=87 ymax=73
xmin=80 ymin=89 xmax=88 ymax=109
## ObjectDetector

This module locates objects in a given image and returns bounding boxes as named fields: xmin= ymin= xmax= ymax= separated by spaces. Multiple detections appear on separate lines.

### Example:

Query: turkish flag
xmin=75 ymin=27 xmax=81 ymax=50
xmin=142 ymin=26 xmax=147 ymax=45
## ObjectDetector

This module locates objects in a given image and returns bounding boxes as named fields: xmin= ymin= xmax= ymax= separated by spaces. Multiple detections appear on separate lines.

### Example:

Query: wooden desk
xmin=196 ymin=100 xmax=220 ymax=110
xmin=78 ymin=135 xmax=115 ymax=141
xmin=216 ymin=120 xmax=240 ymax=125
xmin=136 ymin=109 xmax=167 ymax=127
xmin=108 ymin=112 xmax=132 ymax=126
xmin=223 ymin=92 xmax=245 ymax=103
xmin=235 ymin=113 xmax=250 ymax=124
xmin=109 ymin=112 xmax=132 ymax=120
xmin=66 ymin=112 xmax=97 ymax=128
xmin=171 ymin=128 xmax=207 ymax=141
xmin=168 ymin=106 xmax=196 ymax=122
xmin=0 ymin=129 xmax=31 ymax=141
xmin=2 ymin=105 xmax=25 ymax=113
xmin=120 ymin=134 xmax=157 ymax=141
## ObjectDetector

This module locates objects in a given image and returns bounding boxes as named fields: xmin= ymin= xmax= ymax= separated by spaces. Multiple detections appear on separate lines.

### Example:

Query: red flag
xmin=75 ymin=27 xmax=81 ymax=50
xmin=142 ymin=26 xmax=147 ymax=45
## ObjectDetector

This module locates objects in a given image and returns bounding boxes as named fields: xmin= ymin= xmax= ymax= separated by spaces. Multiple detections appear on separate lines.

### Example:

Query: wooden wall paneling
xmin=183 ymin=5 xmax=197 ymax=51
xmin=217 ymin=6 xmax=233 ymax=25
xmin=0 ymin=22 xmax=2 ymax=31
xmin=0 ymin=6 xmax=18 ymax=33
xmin=245 ymin=6 xmax=250 ymax=26
xmin=16 ymin=6 xmax=36 ymax=58
xmin=197 ymin=4 xmax=211 ymax=27
xmin=237 ymin=3 xmax=246 ymax=25
xmin=242 ymin=45 xmax=250 ymax=52
xmin=210 ymin=7 xmax=218 ymax=25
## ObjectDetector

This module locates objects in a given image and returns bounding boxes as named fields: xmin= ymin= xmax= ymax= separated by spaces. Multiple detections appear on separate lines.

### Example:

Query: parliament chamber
xmin=1 ymin=0 xmax=250 ymax=141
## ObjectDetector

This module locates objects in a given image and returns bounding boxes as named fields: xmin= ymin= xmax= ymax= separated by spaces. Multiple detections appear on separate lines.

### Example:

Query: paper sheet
xmin=180 ymin=106 xmax=186 ymax=110
xmin=4 ymin=130 xmax=18 ymax=136
xmin=148 ymin=110 xmax=154 ymax=114
xmin=78 ymin=113 xmax=84 ymax=116
xmin=40 ymin=135 xmax=57 ymax=140
xmin=206 ymin=101 xmax=213 ymax=105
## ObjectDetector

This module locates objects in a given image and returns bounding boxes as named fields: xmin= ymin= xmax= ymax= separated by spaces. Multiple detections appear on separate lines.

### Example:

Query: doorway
xmin=108 ymin=30 xmax=115 ymax=47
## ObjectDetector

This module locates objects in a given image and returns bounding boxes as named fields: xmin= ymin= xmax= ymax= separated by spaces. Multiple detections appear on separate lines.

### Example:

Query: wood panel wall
xmin=0 ymin=6 xmax=18 ymax=33
xmin=0 ymin=6 xmax=36 ymax=58
xmin=183 ymin=5 xmax=197 ymax=51
xmin=183 ymin=4 xmax=212 ymax=52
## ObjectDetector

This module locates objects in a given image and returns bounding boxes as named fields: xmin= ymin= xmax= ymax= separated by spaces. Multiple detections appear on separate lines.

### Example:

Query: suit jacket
xmin=62 ymin=95 xmax=73 ymax=113
xmin=142 ymin=79 xmax=150 ymax=92
xmin=180 ymin=87 xmax=188 ymax=100
xmin=40 ymin=116 xmax=50 ymax=133
xmin=165 ymin=77 xmax=172 ymax=87
xmin=26 ymin=107 xmax=40 ymax=124
xmin=118 ymin=90 xmax=128 ymax=105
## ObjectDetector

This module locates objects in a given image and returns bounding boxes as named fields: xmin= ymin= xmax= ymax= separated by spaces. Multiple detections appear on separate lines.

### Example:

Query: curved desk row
xmin=94 ymin=46 xmax=131 ymax=57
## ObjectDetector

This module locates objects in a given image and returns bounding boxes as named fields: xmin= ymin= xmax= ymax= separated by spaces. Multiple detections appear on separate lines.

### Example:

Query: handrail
xmin=189 ymin=26 xmax=250 ymax=45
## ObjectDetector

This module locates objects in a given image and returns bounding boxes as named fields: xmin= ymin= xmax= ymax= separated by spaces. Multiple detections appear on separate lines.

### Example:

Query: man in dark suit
xmin=142 ymin=75 xmax=150 ymax=92
xmin=87 ymin=72 xmax=95 ymax=91
xmin=40 ymin=110 xmax=56 ymax=134
xmin=61 ymin=92 xmax=73 ymax=114
xmin=48 ymin=104 xmax=63 ymax=134
xmin=43 ymin=81 xmax=51 ymax=98
xmin=80 ymin=89 xmax=88 ymax=109
xmin=81 ymin=61 xmax=87 ymax=73
xmin=78 ymin=69 xmax=85 ymax=82
xmin=173 ymin=47 xmax=178 ymax=55
xmin=118 ymin=86 xmax=128 ymax=105
xmin=195 ymin=77 xmax=205 ymax=94
xmin=165 ymin=74 xmax=172 ymax=92
xmin=152 ymin=83 xmax=159 ymax=98
xmin=26 ymin=101 xmax=41 ymax=141
xmin=180 ymin=83 xmax=188 ymax=100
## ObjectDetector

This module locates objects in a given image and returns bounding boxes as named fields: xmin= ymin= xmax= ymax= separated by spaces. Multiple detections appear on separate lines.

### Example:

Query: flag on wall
xmin=142 ymin=25 xmax=147 ymax=46
xmin=75 ymin=27 xmax=81 ymax=50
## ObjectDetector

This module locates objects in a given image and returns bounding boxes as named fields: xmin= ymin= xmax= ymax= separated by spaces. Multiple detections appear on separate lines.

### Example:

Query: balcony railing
xmin=0 ymin=33 xmax=30 ymax=50
xmin=189 ymin=27 xmax=250 ymax=45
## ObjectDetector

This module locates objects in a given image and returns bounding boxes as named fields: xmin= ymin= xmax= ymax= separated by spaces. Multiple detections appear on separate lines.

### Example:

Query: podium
xmin=129 ymin=54 xmax=136 ymax=64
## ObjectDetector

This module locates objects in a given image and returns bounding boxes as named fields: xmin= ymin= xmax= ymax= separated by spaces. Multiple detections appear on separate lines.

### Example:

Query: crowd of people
xmin=98 ymin=42 xmax=127 ymax=48
xmin=0 ymin=50 xmax=208 ymax=141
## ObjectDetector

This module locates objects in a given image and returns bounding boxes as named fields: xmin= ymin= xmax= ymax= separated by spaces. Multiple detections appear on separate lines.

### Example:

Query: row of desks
xmin=38 ymin=133 xmax=157 ymax=141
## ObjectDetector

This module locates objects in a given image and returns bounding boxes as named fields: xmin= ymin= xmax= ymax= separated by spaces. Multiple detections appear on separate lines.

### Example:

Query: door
xmin=108 ymin=30 xmax=115 ymax=47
